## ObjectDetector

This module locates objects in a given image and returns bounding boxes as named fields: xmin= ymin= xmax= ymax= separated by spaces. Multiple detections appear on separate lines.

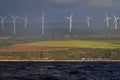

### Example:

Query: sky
xmin=1 ymin=0 xmax=120 ymax=36
xmin=0 ymin=0 xmax=120 ymax=22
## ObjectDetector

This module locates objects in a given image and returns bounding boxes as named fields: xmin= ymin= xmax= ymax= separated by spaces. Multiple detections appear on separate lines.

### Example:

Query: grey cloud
xmin=52 ymin=0 xmax=80 ymax=4
xmin=52 ymin=0 xmax=120 ymax=7
xmin=88 ymin=0 xmax=114 ymax=7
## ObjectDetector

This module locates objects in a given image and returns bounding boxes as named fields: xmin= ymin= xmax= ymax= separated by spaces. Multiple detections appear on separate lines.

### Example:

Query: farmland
xmin=0 ymin=37 xmax=120 ymax=60
xmin=1 ymin=40 xmax=120 ymax=52
xmin=19 ymin=40 xmax=120 ymax=49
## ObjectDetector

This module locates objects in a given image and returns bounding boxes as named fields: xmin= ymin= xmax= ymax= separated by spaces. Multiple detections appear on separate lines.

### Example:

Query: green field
xmin=19 ymin=40 xmax=120 ymax=49
xmin=1 ymin=40 xmax=120 ymax=60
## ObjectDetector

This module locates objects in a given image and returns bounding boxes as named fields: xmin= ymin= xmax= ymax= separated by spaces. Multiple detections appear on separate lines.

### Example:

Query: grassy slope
xmin=0 ymin=48 xmax=120 ymax=60
xmin=19 ymin=40 xmax=120 ymax=49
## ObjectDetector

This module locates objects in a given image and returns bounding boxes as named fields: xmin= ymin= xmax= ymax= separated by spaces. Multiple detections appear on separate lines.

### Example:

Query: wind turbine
xmin=21 ymin=16 xmax=28 ymax=29
xmin=38 ymin=13 xmax=45 ymax=35
xmin=0 ymin=16 xmax=6 ymax=30
xmin=104 ymin=14 xmax=111 ymax=28
xmin=65 ymin=14 xmax=73 ymax=32
xmin=86 ymin=15 xmax=92 ymax=28
xmin=113 ymin=14 xmax=120 ymax=30
xmin=10 ymin=15 xmax=19 ymax=36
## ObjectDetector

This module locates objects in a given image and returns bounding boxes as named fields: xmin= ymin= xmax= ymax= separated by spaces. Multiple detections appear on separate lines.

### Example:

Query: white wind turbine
xmin=104 ymin=14 xmax=111 ymax=28
xmin=65 ymin=14 xmax=73 ymax=32
xmin=113 ymin=14 xmax=120 ymax=30
xmin=10 ymin=15 xmax=19 ymax=36
xmin=86 ymin=15 xmax=92 ymax=28
xmin=0 ymin=16 xmax=6 ymax=30
xmin=21 ymin=16 xmax=28 ymax=29
xmin=38 ymin=13 xmax=45 ymax=35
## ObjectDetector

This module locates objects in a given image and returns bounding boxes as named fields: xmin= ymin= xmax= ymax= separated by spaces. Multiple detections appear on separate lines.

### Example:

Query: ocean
xmin=0 ymin=61 xmax=120 ymax=80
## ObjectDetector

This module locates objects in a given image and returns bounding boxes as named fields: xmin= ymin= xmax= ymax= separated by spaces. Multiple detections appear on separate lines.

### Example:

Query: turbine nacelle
xmin=10 ymin=15 xmax=19 ymax=19
xmin=66 ymin=17 xmax=70 ymax=19
xmin=21 ymin=16 xmax=28 ymax=24
xmin=113 ymin=14 xmax=120 ymax=24
xmin=65 ymin=14 xmax=73 ymax=20
xmin=86 ymin=16 xmax=92 ymax=19
xmin=113 ymin=14 xmax=120 ymax=19
xmin=104 ymin=14 xmax=111 ymax=22
xmin=38 ymin=13 xmax=44 ymax=20
xmin=86 ymin=14 xmax=92 ymax=19
xmin=21 ymin=16 xmax=28 ymax=20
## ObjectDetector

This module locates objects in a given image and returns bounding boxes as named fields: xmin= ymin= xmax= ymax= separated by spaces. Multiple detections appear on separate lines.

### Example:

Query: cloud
xmin=88 ymin=0 xmax=114 ymax=7
xmin=52 ymin=0 xmax=80 ymax=4
xmin=52 ymin=0 xmax=120 ymax=7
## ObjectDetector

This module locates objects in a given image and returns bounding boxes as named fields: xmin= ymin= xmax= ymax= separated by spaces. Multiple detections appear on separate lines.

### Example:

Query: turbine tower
xmin=0 ymin=16 xmax=6 ymax=30
xmin=66 ymin=14 xmax=73 ymax=32
xmin=113 ymin=14 xmax=120 ymax=30
xmin=104 ymin=14 xmax=111 ymax=28
xmin=21 ymin=16 xmax=28 ymax=29
xmin=10 ymin=15 xmax=19 ymax=36
xmin=86 ymin=15 xmax=92 ymax=28
xmin=38 ymin=13 xmax=45 ymax=35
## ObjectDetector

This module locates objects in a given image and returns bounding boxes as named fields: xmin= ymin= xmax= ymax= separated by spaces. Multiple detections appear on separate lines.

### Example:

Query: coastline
xmin=0 ymin=60 xmax=120 ymax=62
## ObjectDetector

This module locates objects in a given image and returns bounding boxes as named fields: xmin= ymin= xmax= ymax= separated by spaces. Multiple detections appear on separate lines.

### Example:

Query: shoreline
xmin=0 ymin=60 xmax=120 ymax=62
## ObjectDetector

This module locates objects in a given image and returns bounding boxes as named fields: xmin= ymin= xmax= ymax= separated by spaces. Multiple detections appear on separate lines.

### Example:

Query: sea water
xmin=0 ymin=61 xmax=120 ymax=80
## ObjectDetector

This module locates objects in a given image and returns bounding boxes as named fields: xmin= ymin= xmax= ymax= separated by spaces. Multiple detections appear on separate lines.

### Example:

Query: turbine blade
xmin=21 ymin=17 xmax=25 ymax=20
xmin=104 ymin=19 xmax=107 ymax=22
xmin=106 ymin=13 xmax=108 ymax=17
xmin=3 ymin=17 xmax=6 ymax=19
xmin=117 ymin=18 xmax=120 ymax=19
xmin=16 ymin=16 xmax=19 ymax=19
xmin=10 ymin=15 xmax=14 ymax=18
xmin=113 ymin=20 xmax=116 ymax=24
xmin=65 ymin=17 xmax=70 ymax=19
xmin=108 ymin=17 xmax=112 ymax=19
xmin=42 ymin=13 xmax=45 ymax=17
xmin=86 ymin=19 xmax=88 ymax=23
xmin=90 ymin=17 xmax=92 ymax=19
xmin=71 ymin=14 xmax=73 ymax=17
xmin=86 ymin=16 xmax=88 ymax=18
xmin=113 ymin=14 xmax=116 ymax=18
xmin=38 ymin=17 xmax=42 ymax=20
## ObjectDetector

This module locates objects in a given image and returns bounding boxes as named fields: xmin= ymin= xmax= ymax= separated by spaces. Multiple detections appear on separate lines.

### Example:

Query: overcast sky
xmin=0 ymin=0 xmax=120 ymax=22
xmin=52 ymin=0 xmax=120 ymax=7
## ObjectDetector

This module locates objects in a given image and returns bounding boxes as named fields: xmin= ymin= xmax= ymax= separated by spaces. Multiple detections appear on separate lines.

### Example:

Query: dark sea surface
xmin=0 ymin=61 xmax=120 ymax=80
